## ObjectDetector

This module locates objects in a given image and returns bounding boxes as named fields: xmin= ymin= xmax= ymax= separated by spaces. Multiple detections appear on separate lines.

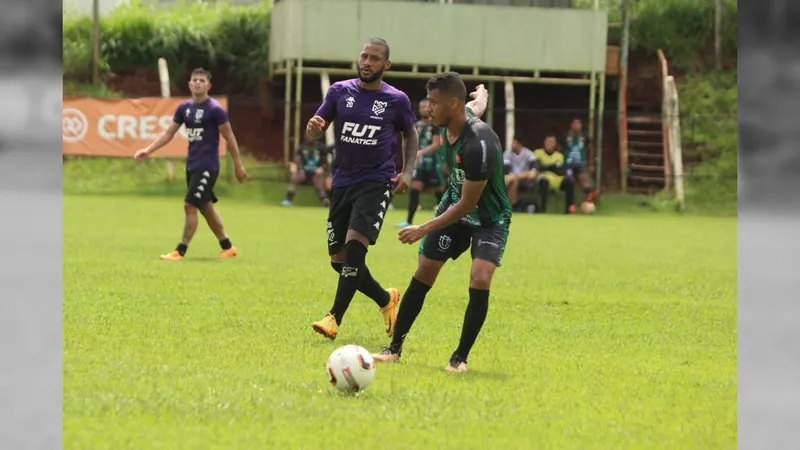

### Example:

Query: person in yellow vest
xmin=533 ymin=134 xmax=576 ymax=214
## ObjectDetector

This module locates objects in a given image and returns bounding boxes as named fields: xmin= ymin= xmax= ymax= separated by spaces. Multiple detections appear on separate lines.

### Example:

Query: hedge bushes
xmin=631 ymin=0 xmax=738 ymax=71
xmin=63 ymin=0 xmax=271 ymax=95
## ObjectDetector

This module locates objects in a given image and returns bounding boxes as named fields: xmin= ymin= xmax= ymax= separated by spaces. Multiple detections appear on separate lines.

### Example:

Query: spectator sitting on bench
xmin=503 ymin=135 xmax=539 ymax=212
xmin=563 ymin=118 xmax=599 ymax=207
xmin=534 ymin=133 xmax=575 ymax=214
xmin=281 ymin=136 xmax=330 ymax=207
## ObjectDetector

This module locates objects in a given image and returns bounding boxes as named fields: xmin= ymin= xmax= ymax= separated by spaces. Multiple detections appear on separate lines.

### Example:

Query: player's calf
xmin=282 ymin=172 xmax=305 ymax=206
xmin=446 ymin=259 xmax=496 ymax=372
xmin=329 ymin=257 xmax=392 ymax=311
xmin=311 ymin=173 xmax=330 ymax=206
xmin=200 ymin=203 xmax=237 ymax=258
xmin=161 ymin=203 xmax=198 ymax=260
xmin=562 ymin=176 xmax=577 ymax=214
xmin=374 ymin=256 xmax=444 ymax=362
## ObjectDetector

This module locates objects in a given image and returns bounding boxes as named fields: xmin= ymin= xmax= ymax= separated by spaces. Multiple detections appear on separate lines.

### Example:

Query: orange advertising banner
xmin=62 ymin=96 xmax=228 ymax=158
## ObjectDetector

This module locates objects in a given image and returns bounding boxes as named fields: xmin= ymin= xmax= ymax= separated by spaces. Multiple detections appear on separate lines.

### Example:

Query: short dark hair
xmin=544 ymin=133 xmax=557 ymax=139
xmin=366 ymin=37 xmax=390 ymax=60
xmin=513 ymin=135 xmax=522 ymax=143
xmin=191 ymin=68 xmax=211 ymax=81
xmin=425 ymin=71 xmax=467 ymax=102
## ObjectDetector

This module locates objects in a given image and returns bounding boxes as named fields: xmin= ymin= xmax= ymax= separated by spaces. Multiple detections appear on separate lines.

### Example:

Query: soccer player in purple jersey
xmin=306 ymin=38 xmax=420 ymax=341
xmin=134 ymin=68 xmax=248 ymax=261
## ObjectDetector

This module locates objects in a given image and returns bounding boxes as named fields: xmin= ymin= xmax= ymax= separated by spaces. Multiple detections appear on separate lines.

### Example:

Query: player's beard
xmin=358 ymin=67 xmax=384 ymax=84
xmin=431 ymin=111 xmax=449 ymax=128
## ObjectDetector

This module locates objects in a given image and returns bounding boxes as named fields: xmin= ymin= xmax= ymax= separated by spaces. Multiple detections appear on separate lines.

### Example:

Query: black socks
xmin=219 ymin=238 xmax=232 ymax=250
xmin=407 ymin=188 xmax=420 ymax=224
xmin=329 ymin=241 xmax=368 ymax=324
xmin=330 ymin=261 xmax=389 ymax=309
xmin=453 ymin=288 xmax=490 ymax=362
xmin=176 ymin=243 xmax=188 ymax=256
xmin=389 ymin=277 xmax=432 ymax=353
xmin=564 ymin=178 xmax=576 ymax=211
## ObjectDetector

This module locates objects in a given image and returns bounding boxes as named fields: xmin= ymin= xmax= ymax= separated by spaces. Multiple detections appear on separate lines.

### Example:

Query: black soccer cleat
xmin=445 ymin=352 xmax=468 ymax=373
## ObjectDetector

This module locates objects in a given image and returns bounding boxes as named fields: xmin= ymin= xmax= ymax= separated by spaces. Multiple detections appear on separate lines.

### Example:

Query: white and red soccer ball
xmin=326 ymin=345 xmax=376 ymax=393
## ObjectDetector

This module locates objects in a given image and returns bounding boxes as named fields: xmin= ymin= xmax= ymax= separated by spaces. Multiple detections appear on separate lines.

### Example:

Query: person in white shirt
xmin=503 ymin=136 xmax=539 ymax=211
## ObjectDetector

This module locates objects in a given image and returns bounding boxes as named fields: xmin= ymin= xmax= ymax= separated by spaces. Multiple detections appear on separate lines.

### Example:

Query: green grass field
xmin=63 ymin=194 xmax=737 ymax=449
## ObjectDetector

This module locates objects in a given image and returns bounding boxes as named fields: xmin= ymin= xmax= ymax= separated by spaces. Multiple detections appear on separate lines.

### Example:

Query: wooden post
xmin=157 ymin=58 xmax=175 ymax=183
xmin=91 ymin=0 xmax=100 ymax=85
xmin=619 ymin=0 xmax=630 ymax=193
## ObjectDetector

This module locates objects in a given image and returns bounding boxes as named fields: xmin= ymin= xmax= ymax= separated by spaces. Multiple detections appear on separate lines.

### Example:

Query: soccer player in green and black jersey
xmin=373 ymin=72 xmax=512 ymax=373
xmin=281 ymin=135 xmax=330 ymax=207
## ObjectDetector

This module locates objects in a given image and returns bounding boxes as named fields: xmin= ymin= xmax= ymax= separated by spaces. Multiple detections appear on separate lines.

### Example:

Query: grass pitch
xmin=63 ymin=195 xmax=736 ymax=449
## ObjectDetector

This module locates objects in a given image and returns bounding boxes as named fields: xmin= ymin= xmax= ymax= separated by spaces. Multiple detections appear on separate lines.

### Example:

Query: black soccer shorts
xmin=185 ymin=169 xmax=219 ymax=208
xmin=419 ymin=221 xmax=510 ymax=267
xmin=412 ymin=167 xmax=445 ymax=188
xmin=301 ymin=170 xmax=318 ymax=185
xmin=325 ymin=180 xmax=393 ymax=254
xmin=566 ymin=163 xmax=588 ymax=176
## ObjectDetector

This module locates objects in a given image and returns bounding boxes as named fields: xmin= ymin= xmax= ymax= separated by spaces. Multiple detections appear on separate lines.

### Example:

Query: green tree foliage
xmin=631 ymin=0 xmax=737 ymax=71
xmin=63 ymin=0 xmax=271 ymax=95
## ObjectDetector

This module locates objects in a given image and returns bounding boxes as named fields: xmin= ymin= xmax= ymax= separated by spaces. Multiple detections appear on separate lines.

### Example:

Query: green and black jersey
xmin=415 ymin=119 xmax=440 ymax=171
xmin=437 ymin=111 xmax=512 ymax=228
xmin=297 ymin=142 xmax=327 ymax=172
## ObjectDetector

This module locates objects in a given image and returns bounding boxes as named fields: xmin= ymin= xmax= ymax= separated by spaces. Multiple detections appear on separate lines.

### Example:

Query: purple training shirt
xmin=173 ymin=97 xmax=229 ymax=172
xmin=315 ymin=79 xmax=416 ymax=188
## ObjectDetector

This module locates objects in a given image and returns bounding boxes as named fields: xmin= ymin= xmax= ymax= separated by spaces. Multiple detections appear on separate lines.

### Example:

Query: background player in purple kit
xmin=134 ymin=68 xmax=248 ymax=261
xmin=306 ymin=38 xmax=419 ymax=341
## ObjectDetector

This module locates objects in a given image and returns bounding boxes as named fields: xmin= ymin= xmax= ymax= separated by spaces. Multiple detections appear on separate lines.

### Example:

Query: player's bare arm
xmin=416 ymin=134 xmax=443 ymax=158
xmin=219 ymin=122 xmax=247 ymax=183
xmin=393 ymin=128 xmax=419 ymax=194
xmin=466 ymin=84 xmax=488 ymax=118
xmin=306 ymin=115 xmax=329 ymax=141
xmin=520 ymin=158 xmax=540 ymax=181
xmin=134 ymin=122 xmax=180 ymax=160
xmin=307 ymin=86 xmax=337 ymax=141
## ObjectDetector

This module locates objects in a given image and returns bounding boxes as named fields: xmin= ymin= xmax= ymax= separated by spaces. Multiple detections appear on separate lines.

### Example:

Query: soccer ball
xmin=581 ymin=201 xmax=596 ymax=214
xmin=326 ymin=345 xmax=376 ymax=393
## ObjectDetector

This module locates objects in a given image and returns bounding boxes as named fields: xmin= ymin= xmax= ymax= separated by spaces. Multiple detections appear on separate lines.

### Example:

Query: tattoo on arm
xmin=401 ymin=129 xmax=419 ymax=174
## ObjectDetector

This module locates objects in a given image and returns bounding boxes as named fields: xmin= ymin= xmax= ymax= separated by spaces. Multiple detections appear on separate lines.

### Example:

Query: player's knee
xmin=469 ymin=265 xmax=494 ymax=290
xmin=184 ymin=203 xmax=199 ymax=215
xmin=344 ymin=229 xmax=370 ymax=248
xmin=330 ymin=252 xmax=344 ymax=264
xmin=414 ymin=256 xmax=442 ymax=286
xmin=343 ymin=239 xmax=368 ymax=265
xmin=330 ymin=261 xmax=344 ymax=274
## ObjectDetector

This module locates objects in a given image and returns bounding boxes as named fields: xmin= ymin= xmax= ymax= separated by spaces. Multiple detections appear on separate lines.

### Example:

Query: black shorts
xmin=412 ymin=167 xmax=445 ymax=188
xmin=185 ymin=169 xmax=219 ymax=207
xmin=326 ymin=180 xmax=393 ymax=254
xmin=419 ymin=221 xmax=510 ymax=267
xmin=566 ymin=163 xmax=588 ymax=176
xmin=301 ymin=170 xmax=318 ymax=185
